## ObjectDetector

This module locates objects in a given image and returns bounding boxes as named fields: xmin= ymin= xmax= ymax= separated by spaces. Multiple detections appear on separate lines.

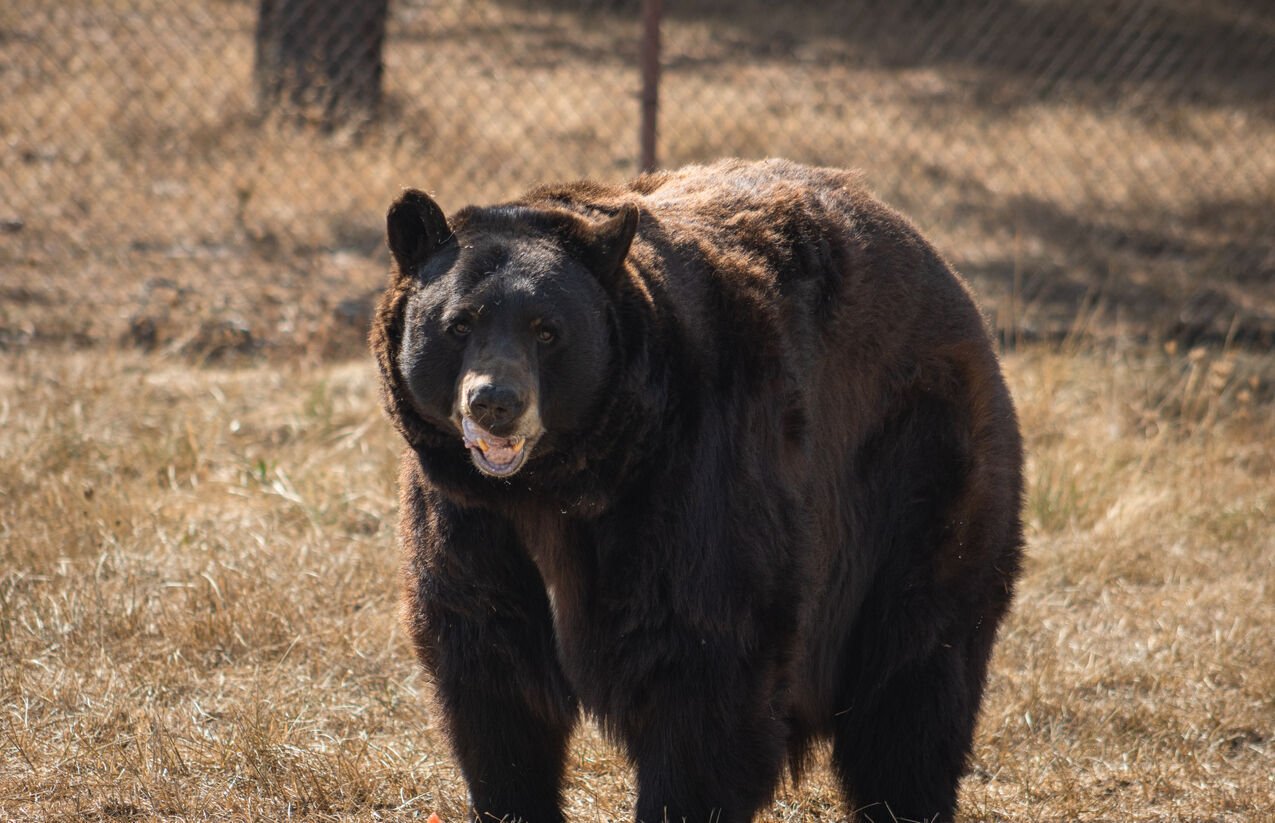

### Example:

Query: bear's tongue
xmin=461 ymin=417 xmax=525 ymax=468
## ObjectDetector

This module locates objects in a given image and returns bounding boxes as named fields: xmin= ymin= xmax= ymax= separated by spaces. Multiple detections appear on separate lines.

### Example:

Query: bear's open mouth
xmin=461 ymin=417 xmax=531 ymax=477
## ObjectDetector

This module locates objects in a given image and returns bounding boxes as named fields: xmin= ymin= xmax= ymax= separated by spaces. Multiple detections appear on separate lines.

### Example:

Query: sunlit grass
xmin=1 ymin=343 xmax=1271 ymax=820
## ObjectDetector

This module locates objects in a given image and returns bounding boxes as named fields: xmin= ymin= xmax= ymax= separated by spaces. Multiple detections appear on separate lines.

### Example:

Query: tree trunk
xmin=254 ymin=0 xmax=389 ymax=128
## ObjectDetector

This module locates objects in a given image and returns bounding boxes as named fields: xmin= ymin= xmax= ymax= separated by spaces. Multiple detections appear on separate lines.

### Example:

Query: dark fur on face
xmin=371 ymin=159 xmax=1024 ymax=823
xmin=378 ymin=199 xmax=641 ymax=489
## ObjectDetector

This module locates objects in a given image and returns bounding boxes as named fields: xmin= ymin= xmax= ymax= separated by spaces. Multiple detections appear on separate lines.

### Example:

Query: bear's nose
xmin=466 ymin=383 xmax=527 ymax=430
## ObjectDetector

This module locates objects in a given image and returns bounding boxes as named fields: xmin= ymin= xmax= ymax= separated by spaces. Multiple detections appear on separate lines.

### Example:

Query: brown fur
xmin=372 ymin=159 xmax=1024 ymax=822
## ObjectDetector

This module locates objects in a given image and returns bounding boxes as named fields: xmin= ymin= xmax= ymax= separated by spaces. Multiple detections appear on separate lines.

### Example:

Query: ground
xmin=1 ymin=339 xmax=1271 ymax=820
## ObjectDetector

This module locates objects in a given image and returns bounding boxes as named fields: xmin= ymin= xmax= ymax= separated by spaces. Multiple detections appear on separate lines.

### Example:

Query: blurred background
xmin=3 ymin=0 xmax=1273 ymax=360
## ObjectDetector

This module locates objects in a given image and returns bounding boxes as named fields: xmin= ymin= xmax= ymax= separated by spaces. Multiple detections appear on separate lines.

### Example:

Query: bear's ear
xmin=579 ymin=204 xmax=639 ymax=285
xmin=387 ymin=189 xmax=452 ymax=274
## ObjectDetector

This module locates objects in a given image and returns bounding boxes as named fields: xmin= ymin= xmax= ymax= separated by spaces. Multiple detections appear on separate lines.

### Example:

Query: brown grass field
xmin=2 ymin=342 xmax=1272 ymax=821
xmin=2 ymin=0 xmax=1274 ymax=820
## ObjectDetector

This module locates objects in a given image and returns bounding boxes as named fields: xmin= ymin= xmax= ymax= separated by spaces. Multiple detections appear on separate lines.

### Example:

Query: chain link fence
xmin=2 ymin=0 xmax=1273 ymax=358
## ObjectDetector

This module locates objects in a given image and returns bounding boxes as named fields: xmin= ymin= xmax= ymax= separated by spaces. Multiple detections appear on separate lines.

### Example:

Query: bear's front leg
xmin=619 ymin=640 xmax=790 ymax=823
xmin=400 ymin=475 xmax=576 ymax=823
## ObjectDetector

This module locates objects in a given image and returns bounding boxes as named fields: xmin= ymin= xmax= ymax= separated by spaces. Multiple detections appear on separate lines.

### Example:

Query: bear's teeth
xmin=511 ymin=438 xmax=525 ymax=454
xmin=475 ymin=438 xmax=491 ymax=453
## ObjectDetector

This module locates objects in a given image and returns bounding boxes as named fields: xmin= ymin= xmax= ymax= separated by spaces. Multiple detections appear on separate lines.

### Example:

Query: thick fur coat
xmin=370 ymin=159 xmax=1024 ymax=823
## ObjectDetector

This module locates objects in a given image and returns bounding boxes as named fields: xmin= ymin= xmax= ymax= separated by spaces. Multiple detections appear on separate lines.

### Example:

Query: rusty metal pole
xmin=640 ymin=0 xmax=663 ymax=173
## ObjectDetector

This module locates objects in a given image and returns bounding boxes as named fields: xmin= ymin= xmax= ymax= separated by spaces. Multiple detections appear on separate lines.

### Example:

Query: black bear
xmin=371 ymin=159 xmax=1023 ymax=823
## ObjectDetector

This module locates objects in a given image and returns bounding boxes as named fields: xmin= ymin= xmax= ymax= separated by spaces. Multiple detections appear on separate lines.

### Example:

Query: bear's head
xmin=375 ymin=189 xmax=639 ymax=481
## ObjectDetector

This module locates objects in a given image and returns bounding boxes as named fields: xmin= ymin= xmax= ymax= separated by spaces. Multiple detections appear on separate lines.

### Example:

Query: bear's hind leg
xmin=630 ymin=715 xmax=788 ymax=823
xmin=622 ymin=658 xmax=791 ymax=823
xmin=828 ymin=384 xmax=1019 ymax=822
xmin=437 ymin=665 xmax=575 ymax=823
xmin=831 ymin=619 xmax=999 ymax=823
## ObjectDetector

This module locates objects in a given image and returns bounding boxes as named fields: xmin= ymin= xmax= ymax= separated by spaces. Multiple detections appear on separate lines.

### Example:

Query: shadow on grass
xmin=960 ymin=191 xmax=1275 ymax=348
xmin=523 ymin=0 xmax=1275 ymax=118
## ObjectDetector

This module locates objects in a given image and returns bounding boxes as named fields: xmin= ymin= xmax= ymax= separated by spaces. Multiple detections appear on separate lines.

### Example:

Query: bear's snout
xmin=465 ymin=380 xmax=528 ymax=432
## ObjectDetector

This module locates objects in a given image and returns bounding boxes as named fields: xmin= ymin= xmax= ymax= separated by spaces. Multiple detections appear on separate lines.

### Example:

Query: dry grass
xmin=1 ymin=340 xmax=1271 ymax=821
xmin=3 ymin=0 xmax=1274 ymax=358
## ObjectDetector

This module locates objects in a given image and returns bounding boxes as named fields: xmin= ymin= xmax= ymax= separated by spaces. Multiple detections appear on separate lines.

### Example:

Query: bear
xmin=370 ymin=158 xmax=1024 ymax=823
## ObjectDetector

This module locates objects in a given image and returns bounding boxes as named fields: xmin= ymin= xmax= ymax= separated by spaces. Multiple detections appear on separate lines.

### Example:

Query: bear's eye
xmin=535 ymin=325 xmax=557 ymax=345
xmin=447 ymin=319 xmax=472 ymax=337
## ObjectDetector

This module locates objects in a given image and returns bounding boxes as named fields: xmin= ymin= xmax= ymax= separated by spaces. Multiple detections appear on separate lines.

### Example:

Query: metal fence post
xmin=640 ymin=0 xmax=663 ymax=173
